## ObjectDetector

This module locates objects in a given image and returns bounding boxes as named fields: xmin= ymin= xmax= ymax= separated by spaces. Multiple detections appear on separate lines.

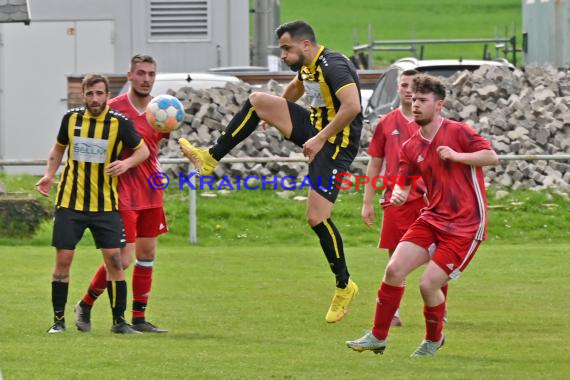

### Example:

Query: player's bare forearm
xmin=363 ymin=157 xmax=384 ymax=206
xmin=282 ymin=77 xmax=304 ymax=102
xmin=108 ymin=142 xmax=150 ymax=177
xmin=124 ymin=142 xmax=150 ymax=169
xmin=44 ymin=144 xmax=65 ymax=179
xmin=438 ymin=146 xmax=498 ymax=166
xmin=36 ymin=144 xmax=65 ymax=196
xmin=457 ymin=149 xmax=499 ymax=166
xmin=390 ymin=184 xmax=411 ymax=206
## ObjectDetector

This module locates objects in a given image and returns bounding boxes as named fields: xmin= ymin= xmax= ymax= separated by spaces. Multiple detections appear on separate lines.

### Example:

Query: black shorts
xmin=52 ymin=207 xmax=126 ymax=250
xmin=287 ymin=101 xmax=357 ymax=202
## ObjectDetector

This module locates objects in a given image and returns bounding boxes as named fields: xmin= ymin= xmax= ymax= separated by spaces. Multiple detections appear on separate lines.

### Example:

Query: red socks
xmin=132 ymin=263 xmax=153 ymax=320
xmin=372 ymin=282 xmax=405 ymax=340
xmin=82 ymin=264 xmax=107 ymax=305
xmin=424 ymin=302 xmax=446 ymax=341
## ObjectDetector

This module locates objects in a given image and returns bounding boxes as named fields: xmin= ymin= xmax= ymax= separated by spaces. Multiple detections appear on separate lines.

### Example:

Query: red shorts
xmin=400 ymin=218 xmax=481 ymax=279
xmin=119 ymin=207 xmax=168 ymax=243
xmin=379 ymin=196 xmax=427 ymax=251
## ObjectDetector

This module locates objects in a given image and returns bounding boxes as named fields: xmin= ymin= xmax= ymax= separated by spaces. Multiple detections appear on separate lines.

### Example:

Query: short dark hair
xmin=275 ymin=20 xmax=316 ymax=43
xmin=412 ymin=74 xmax=446 ymax=100
xmin=130 ymin=54 xmax=156 ymax=71
xmin=400 ymin=69 xmax=419 ymax=77
xmin=81 ymin=74 xmax=109 ymax=93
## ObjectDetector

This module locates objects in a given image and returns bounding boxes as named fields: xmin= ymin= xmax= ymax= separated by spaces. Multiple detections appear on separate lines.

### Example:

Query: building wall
xmin=26 ymin=0 xmax=249 ymax=73
xmin=0 ymin=0 xmax=249 ymax=173
xmin=523 ymin=0 xmax=570 ymax=67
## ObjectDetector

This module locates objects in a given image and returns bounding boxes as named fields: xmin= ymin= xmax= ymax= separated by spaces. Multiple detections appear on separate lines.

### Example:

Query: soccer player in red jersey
xmin=362 ymin=69 xmax=431 ymax=327
xmin=347 ymin=74 xmax=498 ymax=356
xmin=75 ymin=55 xmax=169 ymax=333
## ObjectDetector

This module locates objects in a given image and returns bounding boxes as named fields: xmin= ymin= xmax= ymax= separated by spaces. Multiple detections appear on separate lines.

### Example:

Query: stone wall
xmin=160 ymin=65 xmax=570 ymax=191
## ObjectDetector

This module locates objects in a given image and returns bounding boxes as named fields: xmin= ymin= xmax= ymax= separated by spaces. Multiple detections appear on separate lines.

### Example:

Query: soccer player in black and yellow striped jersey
xmin=179 ymin=20 xmax=363 ymax=323
xmin=36 ymin=74 xmax=149 ymax=334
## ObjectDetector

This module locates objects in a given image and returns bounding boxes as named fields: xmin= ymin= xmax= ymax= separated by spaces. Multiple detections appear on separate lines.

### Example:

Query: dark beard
xmin=132 ymin=87 xmax=151 ymax=98
xmin=86 ymin=102 xmax=106 ymax=116
xmin=288 ymin=62 xmax=302 ymax=72
xmin=415 ymin=118 xmax=429 ymax=126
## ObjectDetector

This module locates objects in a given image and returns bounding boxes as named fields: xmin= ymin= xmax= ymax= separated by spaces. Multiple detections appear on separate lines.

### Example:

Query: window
xmin=149 ymin=0 xmax=210 ymax=41
xmin=366 ymin=68 xmax=399 ymax=118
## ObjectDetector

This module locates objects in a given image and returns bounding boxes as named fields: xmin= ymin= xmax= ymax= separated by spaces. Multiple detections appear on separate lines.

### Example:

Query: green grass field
xmin=280 ymin=0 xmax=522 ymax=66
xmin=1 ymin=173 xmax=570 ymax=378
xmin=0 ymin=244 xmax=569 ymax=379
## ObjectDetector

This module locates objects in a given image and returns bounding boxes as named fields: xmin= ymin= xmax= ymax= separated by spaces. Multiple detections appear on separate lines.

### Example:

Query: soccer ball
xmin=145 ymin=94 xmax=185 ymax=133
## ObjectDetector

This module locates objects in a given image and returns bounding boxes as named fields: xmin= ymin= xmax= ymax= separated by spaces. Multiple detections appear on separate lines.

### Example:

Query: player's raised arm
xmin=282 ymin=75 xmax=305 ymax=102
xmin=302 ymin=84 xmax=361 ymax=161
xmin=317 ymin=83 xmax=361 ymax=140
xmin=436 ymin=146 xmax=498 ymax=166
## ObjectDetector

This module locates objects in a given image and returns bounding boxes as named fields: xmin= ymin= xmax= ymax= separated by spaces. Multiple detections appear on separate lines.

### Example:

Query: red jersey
xmin=398 ymin=118 xmax=492 ymax=240
xmin=109 ymin=93 xmax=169 ymax=210
xmin=368 ymin=108 xmax=426 ymax=206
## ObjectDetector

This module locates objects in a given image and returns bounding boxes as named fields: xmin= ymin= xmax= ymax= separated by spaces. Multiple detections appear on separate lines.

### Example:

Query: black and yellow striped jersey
xmin=297 ymin=46 xmax=363 ymax=150
xmin=55 ymin=105 xmax=143 ymax=212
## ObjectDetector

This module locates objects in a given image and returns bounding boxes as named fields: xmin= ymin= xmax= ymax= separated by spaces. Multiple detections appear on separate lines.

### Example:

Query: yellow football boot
xmin=325 ymin=279 xmax=359 ymax=323
xmin=178 ymin=138 xmax=218 ymax=175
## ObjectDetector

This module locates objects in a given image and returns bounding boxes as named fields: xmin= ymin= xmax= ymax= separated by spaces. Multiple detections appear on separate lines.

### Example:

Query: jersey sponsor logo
xmin=391 ymin=129 xmax=400 ymax=135
xmin=73 ymin=136 xmax=108 ymax=163
xmin=303 ymin=81 xmax=326 ymax=108
xmin=417 ymin=154 xmax=424 ymax=163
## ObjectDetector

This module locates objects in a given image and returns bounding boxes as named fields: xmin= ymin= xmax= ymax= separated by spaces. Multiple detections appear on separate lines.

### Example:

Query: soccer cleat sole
xmin=346 ymin=344 xmax=386 ymax=355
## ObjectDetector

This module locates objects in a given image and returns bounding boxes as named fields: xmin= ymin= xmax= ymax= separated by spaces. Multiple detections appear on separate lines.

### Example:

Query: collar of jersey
xmin=305 ymin=45 xmax=325 ymax=70
xmin=85 ymin=105 xmax=109 ymax=120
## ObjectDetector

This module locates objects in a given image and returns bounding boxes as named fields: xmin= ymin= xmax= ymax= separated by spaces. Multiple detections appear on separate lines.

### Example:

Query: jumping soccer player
xmin=179 ymin=20 xmax=363 ymax=323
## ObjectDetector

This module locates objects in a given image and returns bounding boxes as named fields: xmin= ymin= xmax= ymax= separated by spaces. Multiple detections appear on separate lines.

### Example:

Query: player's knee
xmin=249 ymin=92 xmax=273 ymax=109
xmin=55 ymin=257 xmax=73 ymax=271
xmin=306 ymin=213 xmax=324 ymax=227
xmin=419 ymin=278 xmax=438 ymax=297
xmin=384 ymin=262 xmax=406 ymax=284
xmin=249 ymin=92 xmax=263 ymax=106
xmin=106 ymin=252 xmax=123 ymax=271
xmin=121 ymin=257 xmax=132 ymax=270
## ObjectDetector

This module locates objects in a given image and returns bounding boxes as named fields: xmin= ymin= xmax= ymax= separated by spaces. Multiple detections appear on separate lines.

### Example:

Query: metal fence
xmin=352 ymin=24 xmax=522 ymax=67
xmin=2 ymin=154 xmax=570 ymax=244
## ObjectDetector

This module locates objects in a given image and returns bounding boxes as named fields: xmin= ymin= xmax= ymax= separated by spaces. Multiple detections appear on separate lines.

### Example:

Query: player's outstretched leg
xmin=179 ymin=138 xmax=218 ymax=175
xmin=346 ymin=331 xmax=388 ymax=354
xmin=179 ymin=98 xmax=261 ymax=175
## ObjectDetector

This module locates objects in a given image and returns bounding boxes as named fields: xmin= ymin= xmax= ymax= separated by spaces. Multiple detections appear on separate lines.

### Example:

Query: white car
xmin=120 ymin=72 xmax=242 ymax=96
xmin=364 ymin=57 xmax=515 ymax=122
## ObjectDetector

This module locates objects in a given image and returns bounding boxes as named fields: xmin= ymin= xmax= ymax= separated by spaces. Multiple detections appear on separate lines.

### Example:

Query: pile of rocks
xmin=442 ymin=65 xmax=570 ymax=190
xmin=161 ymin=65 xmax=570 ymax=191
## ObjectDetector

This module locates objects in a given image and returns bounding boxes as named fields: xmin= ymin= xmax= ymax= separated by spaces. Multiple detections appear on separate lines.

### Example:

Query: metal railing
xmin=352 ymin=24 xmax=522 ymax=67
xmin=2 ymin=153 xmax=570 ymax=244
